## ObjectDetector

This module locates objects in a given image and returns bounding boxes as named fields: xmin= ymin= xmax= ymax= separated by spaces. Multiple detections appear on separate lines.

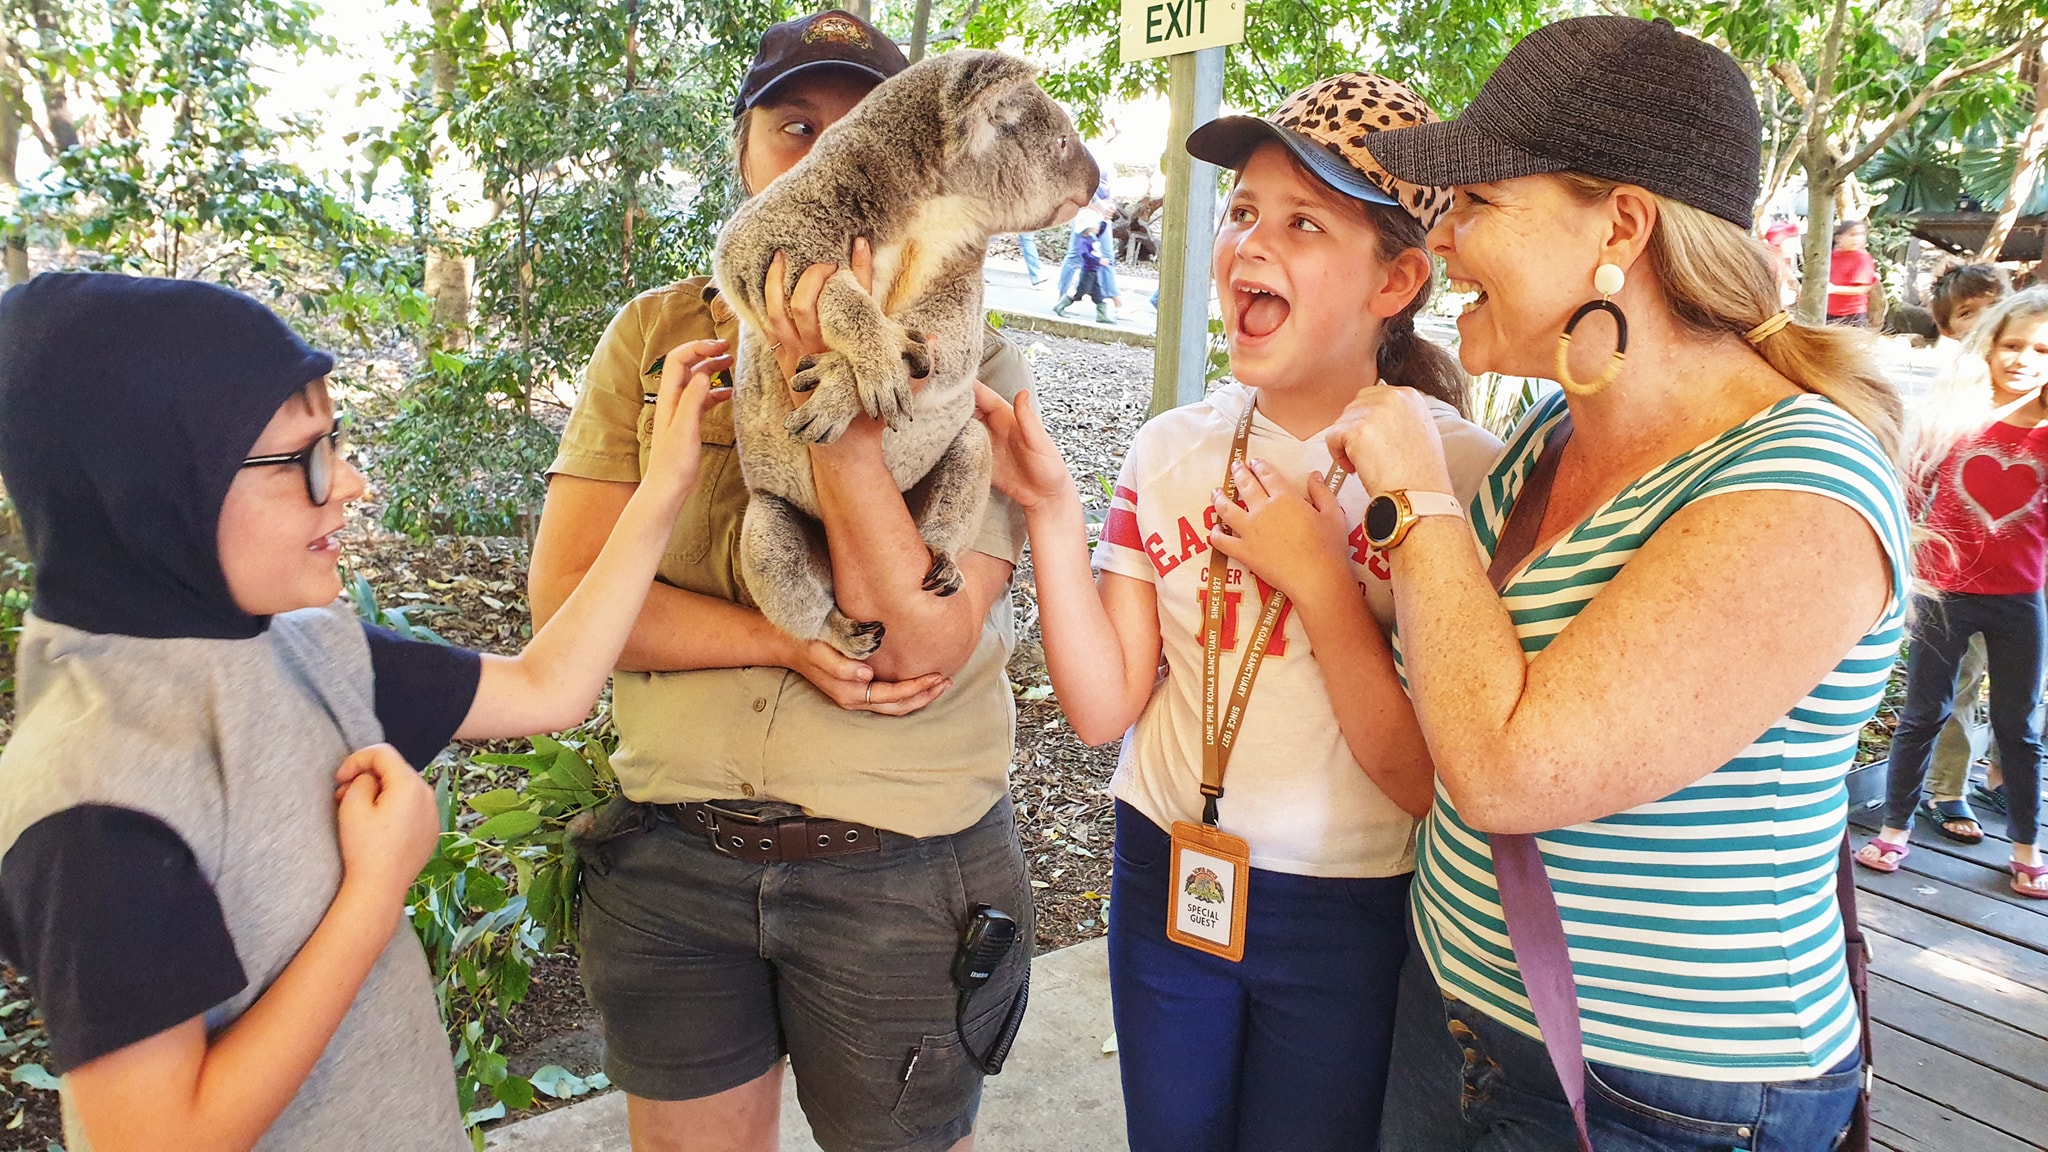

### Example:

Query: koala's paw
xmin=784 ymin=385 xmax=862 ymax=445
xmin=900 ymin=329 xmax=933 ymax=380
xmin=921 ymin=548 xmax=964 ymax=598
xmin=847 ymin=350 xmax=917 ymax=432
xmin=825 ymin=609 xmax=886 ymax=660
xmin=789 ymin=350 xmax=854 ymax=396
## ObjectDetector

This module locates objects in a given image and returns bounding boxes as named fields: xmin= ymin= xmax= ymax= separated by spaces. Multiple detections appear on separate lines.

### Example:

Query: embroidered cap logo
xmin=803 ymin=14 xmax=872 ymax=48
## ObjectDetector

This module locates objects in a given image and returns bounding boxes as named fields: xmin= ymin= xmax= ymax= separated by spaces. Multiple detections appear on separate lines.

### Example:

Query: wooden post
xmin=1151 ymin=46 xmax=1225 ymax=416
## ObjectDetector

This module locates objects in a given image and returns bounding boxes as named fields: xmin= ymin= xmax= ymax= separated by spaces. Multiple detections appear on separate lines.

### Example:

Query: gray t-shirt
xmin=0 ymin=604 xmax=470 ymax=1152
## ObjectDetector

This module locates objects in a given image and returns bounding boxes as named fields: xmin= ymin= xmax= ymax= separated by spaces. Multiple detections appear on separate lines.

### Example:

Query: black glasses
xmin=241 ymin=415 xmax=348 ymax=506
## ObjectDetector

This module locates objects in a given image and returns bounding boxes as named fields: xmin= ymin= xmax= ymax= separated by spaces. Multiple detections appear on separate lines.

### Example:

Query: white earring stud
xmin=1593 ymin=262 xmax=1625 ymax=297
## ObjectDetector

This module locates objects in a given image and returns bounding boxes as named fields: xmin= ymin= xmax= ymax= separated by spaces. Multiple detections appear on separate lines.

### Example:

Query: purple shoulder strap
xmin=1479 ymin=411 xmax=1872 ymax=1152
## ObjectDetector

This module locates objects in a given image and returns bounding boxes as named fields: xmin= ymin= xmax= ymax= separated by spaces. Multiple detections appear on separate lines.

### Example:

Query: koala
xmin=714 ymin=50 xmax=1099 ymax=659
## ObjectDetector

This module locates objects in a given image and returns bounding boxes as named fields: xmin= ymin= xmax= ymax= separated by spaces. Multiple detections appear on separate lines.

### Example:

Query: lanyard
xmin=1197 ymin=392 xmax=1350 ymax=825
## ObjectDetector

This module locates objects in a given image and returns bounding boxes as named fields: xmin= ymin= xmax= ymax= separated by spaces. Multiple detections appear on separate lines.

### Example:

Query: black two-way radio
xmin=952 ymin=904 xmax=1030 ymax=1075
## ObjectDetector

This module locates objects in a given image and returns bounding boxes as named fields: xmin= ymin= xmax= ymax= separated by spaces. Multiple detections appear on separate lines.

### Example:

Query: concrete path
xmin=485 ymin=938 xmax=1125 ymax=1152
xmin=983 ymin=256 xmax=1160 ymax=346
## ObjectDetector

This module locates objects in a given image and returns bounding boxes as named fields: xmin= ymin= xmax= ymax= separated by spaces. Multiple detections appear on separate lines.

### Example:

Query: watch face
xmin=1364 ymin=494 xmax=1401 ymax=546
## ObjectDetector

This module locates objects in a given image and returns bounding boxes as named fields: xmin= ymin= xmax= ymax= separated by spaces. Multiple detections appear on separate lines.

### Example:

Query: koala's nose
xmin=1078 ymin=145 xmax=1100 ymax=191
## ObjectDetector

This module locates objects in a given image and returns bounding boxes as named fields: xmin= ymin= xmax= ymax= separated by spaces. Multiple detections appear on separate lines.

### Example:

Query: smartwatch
xmin=1363 ymin=490 xmax=1463 ymax=550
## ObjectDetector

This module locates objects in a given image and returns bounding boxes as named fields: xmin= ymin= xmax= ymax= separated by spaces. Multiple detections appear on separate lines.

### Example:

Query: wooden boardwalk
xmin=1848 ymin=808 xmax=2048 ymax=1151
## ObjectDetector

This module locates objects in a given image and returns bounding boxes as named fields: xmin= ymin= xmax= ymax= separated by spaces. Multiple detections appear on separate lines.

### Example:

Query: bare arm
xmin=66 ymin=748 xmax=438 ymax=1152
xmin=1207 ymin=459 xmax=1434 ymax=817
xmin=978 ymin=385 xmax=1160 ymax=745
xmin=808 ymin=423 xmax=1015 ymax=680
xmin=766 ymin=248 xmax=1004 ymax=681
xmin=459 ymin=346 xmax=728 ymax=739
xmin=1331 ymin=387 xmax=1890 ymax=833
xmin=527 ymin=474 xmax=948 ymax=715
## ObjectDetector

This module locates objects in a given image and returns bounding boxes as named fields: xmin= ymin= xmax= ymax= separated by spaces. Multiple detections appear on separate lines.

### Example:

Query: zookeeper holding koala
xmin=526 ymin=11 xmax=1035 ymax=1152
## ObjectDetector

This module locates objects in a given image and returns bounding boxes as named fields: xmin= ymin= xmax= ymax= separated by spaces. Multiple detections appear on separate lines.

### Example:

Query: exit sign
xmin=1118 ymin=0 xmax=1245 ymax=63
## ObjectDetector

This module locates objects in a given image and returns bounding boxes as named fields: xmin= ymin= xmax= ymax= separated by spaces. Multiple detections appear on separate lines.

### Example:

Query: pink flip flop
xmin=1855 ymin=838 xmax=1910 ymax=873
xmin=2012 ymin=860 xmax=2048 ymax=900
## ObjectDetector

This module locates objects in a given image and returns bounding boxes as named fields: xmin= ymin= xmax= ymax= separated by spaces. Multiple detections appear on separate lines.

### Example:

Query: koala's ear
xmin=942 ymin=51 xmax=1039 ymax=159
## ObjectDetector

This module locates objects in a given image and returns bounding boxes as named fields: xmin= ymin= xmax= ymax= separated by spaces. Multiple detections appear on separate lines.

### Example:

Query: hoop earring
xmin=1554 ymin=263 xmax=1629 ymax=396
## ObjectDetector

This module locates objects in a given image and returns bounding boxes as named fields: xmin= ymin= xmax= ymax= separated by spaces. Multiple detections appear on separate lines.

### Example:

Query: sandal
xmin=1973 ymin=782 xmax=2010 ymax=817
xmin=1922 ymin=797 xmax=1985 ymax=845
xmin=1855 ymin=838 xmax=1911 ymax=873
xmin=2012 ymin=859 xmax=2048 ymax=900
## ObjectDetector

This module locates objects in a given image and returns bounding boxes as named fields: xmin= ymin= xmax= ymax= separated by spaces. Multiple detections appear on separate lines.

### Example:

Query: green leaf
xmin=474 ymin=809 xmax=543 ymax=840
xmin=472 ymin=1047 xmax=508 ymax=1087
xmin=549 ymin=746 xmax=595 ymax=795
xmin=492 ymin=1073 xmax=535 ymax=1110
xmin=9 ymin=1065 xmax=59 ymax=1092
xmin=529 ymin=1065 xmax=589 ymax=1099
xmin=467 ymin=788 xmax=528 ymax=818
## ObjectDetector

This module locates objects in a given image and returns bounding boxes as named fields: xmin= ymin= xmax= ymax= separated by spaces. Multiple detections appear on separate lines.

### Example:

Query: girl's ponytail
xmin=1376 ymin=311 xmax=1469 ymax=417
xmin=1365 ymin=202 xmax=1470 ymax=417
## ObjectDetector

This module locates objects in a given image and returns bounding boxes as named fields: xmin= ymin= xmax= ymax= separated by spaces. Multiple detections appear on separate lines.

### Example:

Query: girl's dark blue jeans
xmin=1884 ymin=590 xmax=2045 ymax=845
xmin=1108 ymin=800 xmax=1411 ymax=1152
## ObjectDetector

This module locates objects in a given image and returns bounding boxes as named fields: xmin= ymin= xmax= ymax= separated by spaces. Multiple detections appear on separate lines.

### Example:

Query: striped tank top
xmin=1408 ymin=389 xmax=1910 ymax=1081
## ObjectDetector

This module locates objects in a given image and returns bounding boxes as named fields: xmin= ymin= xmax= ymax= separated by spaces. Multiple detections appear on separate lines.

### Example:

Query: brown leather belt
xmin=670 ymin=801 xmax=882 ymax=863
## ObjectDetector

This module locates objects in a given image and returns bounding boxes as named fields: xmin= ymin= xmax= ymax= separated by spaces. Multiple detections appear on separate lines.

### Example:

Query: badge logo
xmin=803 ymin=14 xmax=872 ymax=48
xmin=1184 ymin=866 xmax=1225 ymax=904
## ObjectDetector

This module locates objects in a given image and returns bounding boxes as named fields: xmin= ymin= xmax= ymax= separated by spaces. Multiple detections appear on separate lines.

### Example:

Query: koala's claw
xmin=856 ymin=369 xmax=917 ymax=432
xmin=788 ymin=350 xmax=848 ymax=397
xmin=825 ymin=609 xmax=885 ymax=660
xmin=921 ymin=549 xmax=963 ymax=597
xmin=785 ymin=388 xmax=860 ymax=444
xmin=901 ymin=330 xmax=933 ymax=380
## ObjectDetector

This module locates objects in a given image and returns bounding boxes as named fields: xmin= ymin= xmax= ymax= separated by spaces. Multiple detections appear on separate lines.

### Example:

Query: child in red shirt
xmin=1864 ymin=288 xmax=2048 ymax=896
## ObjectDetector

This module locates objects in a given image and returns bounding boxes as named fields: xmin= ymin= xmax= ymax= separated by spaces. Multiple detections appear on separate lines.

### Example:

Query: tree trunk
xmin=25 ymin=0 xmax=77 ymax=155
xmin=423 ymin=0 xmax=470 ymax=348
xmin=1979 ymin=38 xmax=2048 ymax=263
xmin=1799 ymin=163 xmax=1838 ymax=324
xmin=909 ymin=0 xmax=933 ymax=62
xmin=844 ymin=0 xmax=871 ymax=20
xmin=0 ymin=52 xmax=30 ymax=285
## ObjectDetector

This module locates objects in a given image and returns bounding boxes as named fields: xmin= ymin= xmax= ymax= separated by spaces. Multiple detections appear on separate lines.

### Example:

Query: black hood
xmin=0 ymin=273 xmax=335 ymax=639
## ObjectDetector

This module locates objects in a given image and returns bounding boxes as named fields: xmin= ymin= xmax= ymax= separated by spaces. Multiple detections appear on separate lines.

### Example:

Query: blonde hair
xmin=1906 ymin=286 xmax=2048 ymax=499
xmin=1557 ymin=174 xmax=1904 ymax=463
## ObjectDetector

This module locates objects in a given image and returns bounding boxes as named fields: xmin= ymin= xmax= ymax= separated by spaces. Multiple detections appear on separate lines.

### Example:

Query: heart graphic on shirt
xmin=1958 ymin=449 xmax=2046 ymax=531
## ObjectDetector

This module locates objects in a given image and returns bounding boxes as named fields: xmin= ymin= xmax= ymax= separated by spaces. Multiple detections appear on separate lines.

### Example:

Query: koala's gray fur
xmin=714 ymin=50 xmax=1099 ymax=659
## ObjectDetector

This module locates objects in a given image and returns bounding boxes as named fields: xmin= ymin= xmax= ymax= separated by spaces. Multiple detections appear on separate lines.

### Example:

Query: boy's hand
xmin=644 ymin=339 xmax=733 ymax=505
xmin=974 ymin=385 xmax=1076 ymax=512
xmin=1208 ymin=459 xmax=1354 ymax=607
xmin=333 ymin=744 xmax=441 ymax=918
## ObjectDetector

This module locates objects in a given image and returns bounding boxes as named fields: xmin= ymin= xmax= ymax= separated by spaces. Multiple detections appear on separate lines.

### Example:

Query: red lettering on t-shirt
xmin=1348 ymin=524 xmax=1392 ymax=581
xmin=1176 ymin=515 xmax=1207 ymax=563
xmin=1145 ymin=531 xmax=1179 ymax=577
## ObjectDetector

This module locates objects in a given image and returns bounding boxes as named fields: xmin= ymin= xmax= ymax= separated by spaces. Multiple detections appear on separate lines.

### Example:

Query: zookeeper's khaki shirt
xmin=548 ymin=277 xmax=1031 ymax=838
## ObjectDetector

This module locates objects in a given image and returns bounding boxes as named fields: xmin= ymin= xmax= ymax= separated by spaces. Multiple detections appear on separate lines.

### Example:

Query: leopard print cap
xmin=1269 ymin=73 xmax=1450 ymax=232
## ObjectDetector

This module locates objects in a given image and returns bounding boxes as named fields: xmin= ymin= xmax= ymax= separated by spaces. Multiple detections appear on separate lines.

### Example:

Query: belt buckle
xmin=699 ymin=800 xmax=776 ymax=825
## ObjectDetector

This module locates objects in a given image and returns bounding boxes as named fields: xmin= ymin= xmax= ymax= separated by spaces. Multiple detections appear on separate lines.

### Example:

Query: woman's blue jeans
xmin=1379 ymin=923 xmax=1862 ymax=1152
xmin=1883 ymin=589 xmax=2045 ymax=845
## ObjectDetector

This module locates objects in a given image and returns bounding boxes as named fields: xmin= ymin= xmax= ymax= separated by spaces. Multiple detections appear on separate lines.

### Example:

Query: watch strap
xmin=1401 ymin=490 xmax=1464 ymax=520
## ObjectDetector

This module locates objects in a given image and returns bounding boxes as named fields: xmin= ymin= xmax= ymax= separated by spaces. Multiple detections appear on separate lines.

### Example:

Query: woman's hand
xmin=1326 ymin=383 xmax=1456 ymax=497
xmin=643 ymin=338 xmax=733 ymax=506
xmin=764 ymin=239 xmax=874 ymax=389
xmin=1208 ymin=459 xmax=1356 ymax=606
xmin=974 ymin=384 xmax=1077 ymax=512
xmin=784 ymin=636 xmax=953 ymax=716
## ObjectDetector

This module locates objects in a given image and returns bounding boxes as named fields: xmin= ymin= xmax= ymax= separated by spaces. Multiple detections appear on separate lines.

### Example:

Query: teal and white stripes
xmin=1410 ymin=389 xmax=1910 ymax=1081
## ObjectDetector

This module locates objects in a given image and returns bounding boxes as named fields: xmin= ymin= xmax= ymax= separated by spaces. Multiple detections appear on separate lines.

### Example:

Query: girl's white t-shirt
xmin=1090 ymin=382 xmax=1502 ymax=877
